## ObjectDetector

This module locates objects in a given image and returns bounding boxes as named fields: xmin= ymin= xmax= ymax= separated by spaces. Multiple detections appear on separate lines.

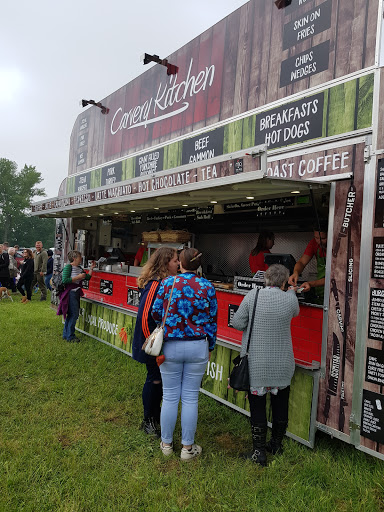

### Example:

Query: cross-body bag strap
xmin=161 ymin=277 xmax=177 ymax=328
xmin=245 ymin=288 xmax=260 ymax=354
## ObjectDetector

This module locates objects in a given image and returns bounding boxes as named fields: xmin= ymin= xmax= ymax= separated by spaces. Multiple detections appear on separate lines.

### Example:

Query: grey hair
xmin=264 ymin=264 xmax=289 ymax=287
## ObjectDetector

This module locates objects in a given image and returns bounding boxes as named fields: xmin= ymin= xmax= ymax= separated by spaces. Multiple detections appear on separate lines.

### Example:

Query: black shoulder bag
xmin=229 ymin=289 xmax=260 ymax=391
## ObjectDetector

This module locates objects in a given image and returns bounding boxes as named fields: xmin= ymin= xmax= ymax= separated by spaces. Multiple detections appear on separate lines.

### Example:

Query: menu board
xmin=224 ymin=197 xmax=294 ymax=214
xmin=75 ymin=171 xmax=92 ymax=193
xmin=368 ymin=288 xmax=384 ymax=342
xmin=255 ymin=93 xmax=324 ymax=149
xmin=100 ymin=279 xmax=113 ymax=296
xmin=181 ymin=127 xmax=224 ymax=165
xmin=374 ymin=159 xmax=384 ymax=228
xmin=361 ymin=389 xmax=384 ymax=444
xmin=101 ymin=161 xmax=122 ymax=186
xmin=372 ymin=237 xmax=384 ymax=279
xmin=366 ymin=348 xmax=384 ymax=385
xmin=135 ymin=148 xmax=164 ymax=177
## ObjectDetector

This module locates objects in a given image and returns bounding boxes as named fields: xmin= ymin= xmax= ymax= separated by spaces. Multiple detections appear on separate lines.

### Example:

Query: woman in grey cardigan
xmin=232 ymin=264 xmax=299 ymax=466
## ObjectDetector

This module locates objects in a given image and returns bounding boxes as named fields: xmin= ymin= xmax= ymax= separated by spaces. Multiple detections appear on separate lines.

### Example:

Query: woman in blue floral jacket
xmin=152 ymin=248 xmax=217 ymax=461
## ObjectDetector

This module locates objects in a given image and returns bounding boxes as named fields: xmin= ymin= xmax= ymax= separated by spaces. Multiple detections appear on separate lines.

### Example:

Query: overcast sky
xmin=0 ymin=0 xmax=248 ymax=200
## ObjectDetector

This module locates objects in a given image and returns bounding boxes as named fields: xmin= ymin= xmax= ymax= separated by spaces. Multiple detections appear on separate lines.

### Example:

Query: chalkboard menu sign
xmin=77 ymin=150 xmax=87 ymax=167
xmin=280 ymin=40 xmax=330 ymax=87
xmin=372 ymin=237 xmax=384 ymax=279
xmin=234 ymin=158 xmax=243 ymax=174
xmin=181 ymin=127 xmax=224 ymax=166
xmin=224 ymin=197 xmax=294 ymax=214
xmin=135 ymin=148 xmax=164 ymax=177
xmin=361 ymin=389 xmax=384 ymax=444
xmin=75 ymin=172 xmax=92 ymax=193
xmin=78 ymin=132 xmax=88 ymax=150
xmin=127 ymin=288 xmax=140 ymax=307
xmin=255 ymin=93 xmax=324 ymax=149
xmin=374 ymin=159 xmax=384 ymax=228
xmin=282 ymin=0 xmax=332 ymax=50
xmin=366 ymin=348 xmax=384 ymax=385
xmin=368 ymin=288 xmax=384 ymax=341
xmin=100 ymin=279 xmax=113 ymax=296
xmin=130 ymin=215 xmax=142 ymax=225
xmin=228 ymin=304 xmax=239 ymax=327
xmin=101 ymin=161 xmax=122 ymax=187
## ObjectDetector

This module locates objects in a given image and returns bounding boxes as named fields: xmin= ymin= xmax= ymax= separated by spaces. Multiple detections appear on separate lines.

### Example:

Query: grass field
xmin=1 ymin=297 xmax=383 ymax=512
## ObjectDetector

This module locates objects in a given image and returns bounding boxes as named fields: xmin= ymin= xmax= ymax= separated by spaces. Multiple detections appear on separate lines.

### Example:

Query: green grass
xmin=1 ymin=297 xmax=383 ymax=512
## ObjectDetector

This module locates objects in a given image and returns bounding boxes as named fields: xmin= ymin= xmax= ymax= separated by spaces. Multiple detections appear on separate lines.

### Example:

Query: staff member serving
xmin=288 ymin=222 xmax=327 ymax=304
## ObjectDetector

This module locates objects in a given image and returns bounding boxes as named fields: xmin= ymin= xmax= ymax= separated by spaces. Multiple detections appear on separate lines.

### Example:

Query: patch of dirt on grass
xmin=58 ymin=434 xmax=72 ymax=448
xmin=104 ymin=414 xmax=124 ymax=423
xmin=215 ymin=432 xmax=242 ymax=452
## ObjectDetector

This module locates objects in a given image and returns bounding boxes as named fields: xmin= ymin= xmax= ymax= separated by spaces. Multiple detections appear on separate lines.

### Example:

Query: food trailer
xmin=32 ymin=0 xmax=384 ymax=458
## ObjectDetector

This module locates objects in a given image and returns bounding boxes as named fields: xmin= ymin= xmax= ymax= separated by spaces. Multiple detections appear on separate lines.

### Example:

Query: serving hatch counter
xmin=82 ymin=269 xmax=322 ymax=369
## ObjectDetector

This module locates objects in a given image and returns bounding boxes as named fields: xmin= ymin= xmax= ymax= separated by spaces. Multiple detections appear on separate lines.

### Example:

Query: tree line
xmin=0 ymin=158 xmax=55 ymax=248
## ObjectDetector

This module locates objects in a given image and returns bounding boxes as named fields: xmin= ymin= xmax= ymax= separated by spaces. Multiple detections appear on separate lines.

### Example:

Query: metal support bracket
xmin=349 ymin=413 xmax=361 ymax=432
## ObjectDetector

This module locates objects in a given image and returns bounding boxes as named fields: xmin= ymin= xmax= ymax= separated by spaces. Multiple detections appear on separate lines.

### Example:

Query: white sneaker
xmin=180 ymin=444 xmax=202 ymax=461
xmin=160 ymin=441 xmax=173 ymax=456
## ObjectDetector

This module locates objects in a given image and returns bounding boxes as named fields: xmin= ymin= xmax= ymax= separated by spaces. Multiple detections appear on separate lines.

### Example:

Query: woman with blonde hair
xmin=132 ymin=246 xmax=179 ymax=437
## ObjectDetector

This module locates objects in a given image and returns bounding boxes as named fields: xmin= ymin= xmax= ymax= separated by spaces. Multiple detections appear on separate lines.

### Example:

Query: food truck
xmin=31 ymin=0 xmax=384 ymax=459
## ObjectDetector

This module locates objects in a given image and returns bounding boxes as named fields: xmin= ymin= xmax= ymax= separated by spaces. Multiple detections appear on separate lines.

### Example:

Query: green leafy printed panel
xmin=77 ymin=299 xmax=136 ymax=354
xmin=201 ymin=342 xmax=314 ymax=442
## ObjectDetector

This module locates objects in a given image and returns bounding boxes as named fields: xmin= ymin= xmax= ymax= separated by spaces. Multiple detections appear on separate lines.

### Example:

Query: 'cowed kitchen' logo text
xmin=110 ymin=59 xmax=215 ymax=135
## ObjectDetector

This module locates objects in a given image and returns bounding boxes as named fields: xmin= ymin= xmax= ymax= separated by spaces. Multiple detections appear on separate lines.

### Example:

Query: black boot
xmin=140 ymin=417 xmax=161 ymax=438
xmin=266 ymin=421 xmax=287 ymax=455
xmin=250 ymin=423 xmax=267 ymax=467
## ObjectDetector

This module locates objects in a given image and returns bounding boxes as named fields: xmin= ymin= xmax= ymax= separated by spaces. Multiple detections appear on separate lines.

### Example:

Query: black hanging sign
xmin=372 ymin=237 xmax=384 ymax=279
xmin=374 ymin=159 xmax=384 ymax=228
xmin=366 ymin=348 xmax=384 ymax=386
xmin=228 ymin=304 xmax=239 ymax=327
xmin=361 ymin=389 xmax=384 ymax=444
xmin=368 ymin=288 xmax=384 ymax=342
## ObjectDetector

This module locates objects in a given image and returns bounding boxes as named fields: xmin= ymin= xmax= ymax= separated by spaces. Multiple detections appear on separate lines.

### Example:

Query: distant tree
xmin=12 ymin=216 xmax=55 ymax=248
xmin=0 ymin=158 xmax=47 ymax=244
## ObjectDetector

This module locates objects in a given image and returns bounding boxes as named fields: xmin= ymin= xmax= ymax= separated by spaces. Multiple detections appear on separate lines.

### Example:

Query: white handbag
xmin=142 ymin=277 xmax=177 ymax=356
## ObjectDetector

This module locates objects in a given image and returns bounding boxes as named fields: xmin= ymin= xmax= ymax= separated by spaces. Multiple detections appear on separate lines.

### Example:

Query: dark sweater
xmin=20 ymin=258 xmax=34 ymax=280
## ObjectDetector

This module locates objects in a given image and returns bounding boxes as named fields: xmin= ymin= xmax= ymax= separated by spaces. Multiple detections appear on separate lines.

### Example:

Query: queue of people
xmin=4 ymin=227 xmax=327 ymax=465
xmin=0 ymin=241 xmax=52 ymax=302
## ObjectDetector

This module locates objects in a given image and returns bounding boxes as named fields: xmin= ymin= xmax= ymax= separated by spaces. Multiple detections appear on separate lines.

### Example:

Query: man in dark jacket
xmin=0 ymin=244 xmax=11 ymax=289
xmin=31 ymin=241 xmax=48 ymax=301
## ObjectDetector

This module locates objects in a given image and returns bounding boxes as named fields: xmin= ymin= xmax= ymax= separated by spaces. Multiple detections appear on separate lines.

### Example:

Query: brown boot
xmin=21 ymin=296 xmax=27 ymax=303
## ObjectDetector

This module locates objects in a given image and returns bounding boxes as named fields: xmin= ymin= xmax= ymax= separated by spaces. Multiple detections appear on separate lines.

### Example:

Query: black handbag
xmin=229 ymin=289 xmax=259 ymax=391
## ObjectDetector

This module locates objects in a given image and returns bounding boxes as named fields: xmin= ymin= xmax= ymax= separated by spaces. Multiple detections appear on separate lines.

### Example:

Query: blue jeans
xmin=45 ymin=274 xmax=52 ymax=291
xmin=63 ymin=291 xmax=80 ymax=340
xmin=160 ymin=339 xmax=208 ymax=446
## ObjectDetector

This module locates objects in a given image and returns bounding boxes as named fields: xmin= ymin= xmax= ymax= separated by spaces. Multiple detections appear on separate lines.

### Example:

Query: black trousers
xmin=17 ymin=277 xmax=33 ymax=300
xmin=248 ymin=386 xmax=290 ymax=425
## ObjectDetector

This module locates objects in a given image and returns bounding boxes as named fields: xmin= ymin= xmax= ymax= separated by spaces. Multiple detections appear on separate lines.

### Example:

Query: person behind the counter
xmin=288 ymin=221 xmax=328 ymax=304
xmin=134 ymin=241 xmax=149 ymax=267
xmin=249 ymin=231 xmax=275 ymax=275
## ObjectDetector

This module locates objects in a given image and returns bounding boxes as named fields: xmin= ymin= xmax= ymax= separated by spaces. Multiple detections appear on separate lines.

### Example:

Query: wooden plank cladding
xmin=68 ymin=0 xmax=378 ymax=176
